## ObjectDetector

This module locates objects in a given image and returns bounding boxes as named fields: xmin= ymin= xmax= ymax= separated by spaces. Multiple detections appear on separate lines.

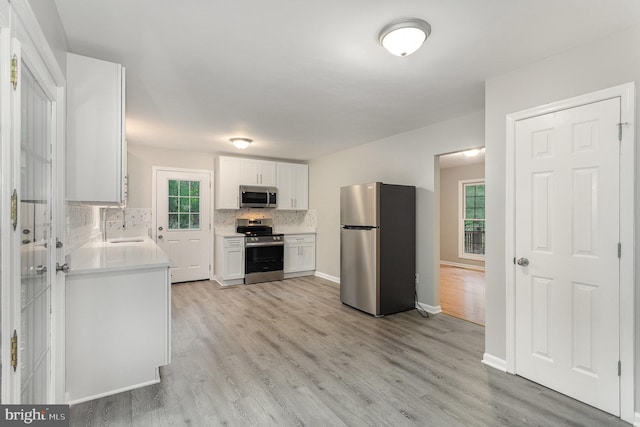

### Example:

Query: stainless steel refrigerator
xmin=340 ymin=182 xmax=416 ymax=316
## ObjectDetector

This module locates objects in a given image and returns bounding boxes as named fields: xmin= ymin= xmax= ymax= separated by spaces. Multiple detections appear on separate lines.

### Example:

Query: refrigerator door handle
xmin=342 ymin=225 xmax=377 ymax=230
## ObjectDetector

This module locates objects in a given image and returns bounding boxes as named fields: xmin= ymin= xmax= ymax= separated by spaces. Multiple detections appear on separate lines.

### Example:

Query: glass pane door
xmin=19 ymin=60 xmax=52 ymax=403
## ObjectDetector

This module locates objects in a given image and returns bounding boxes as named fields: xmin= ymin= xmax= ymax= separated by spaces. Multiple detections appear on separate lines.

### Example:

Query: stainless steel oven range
xmin=236 ymin=218 xmax=284 ymax=284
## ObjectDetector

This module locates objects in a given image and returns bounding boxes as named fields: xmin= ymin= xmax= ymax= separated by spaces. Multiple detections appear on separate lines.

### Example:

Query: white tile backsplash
xmin=104 ymin=207 xmax=153 ymax=238
xmin=214 ymin=209 xmax=317 ymax=228
xmin=65 ymin=204 xmax=100 ymax=254
xmin=66 ymin=205 xmax=315 ymax=254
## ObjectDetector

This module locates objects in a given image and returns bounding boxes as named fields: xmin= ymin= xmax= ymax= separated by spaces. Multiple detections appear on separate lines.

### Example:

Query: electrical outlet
xmin=415 ymin=273 xmax=419 ymax=284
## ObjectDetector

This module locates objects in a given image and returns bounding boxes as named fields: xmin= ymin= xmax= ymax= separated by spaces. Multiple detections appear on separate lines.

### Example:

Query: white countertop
xmin=214 ymin=228 xmax=245 ymax=237
xmin=273 ymin=226 xmax=316 ymax=235
xmin=66 ymin=237 xmax=171 ymax=275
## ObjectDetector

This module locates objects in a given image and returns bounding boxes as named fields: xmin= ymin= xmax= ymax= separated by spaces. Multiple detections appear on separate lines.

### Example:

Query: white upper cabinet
xmin=240 ymin=158 xmax=276 ymax=186
xmin=277 ymin=162 xmax=308 ymax=210
xmin=216 ymin=156 xmax=241 ymax=209
xmin=216 ymin=157 xmax=308 ymax=210
xmin=66 ymin=53 xmax=127 ymax=205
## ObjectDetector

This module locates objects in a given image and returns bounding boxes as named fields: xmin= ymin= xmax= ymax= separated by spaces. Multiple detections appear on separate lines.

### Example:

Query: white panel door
xmin=514 ymin=98 xmax=620 ymax=414
xmin=155 ymin=170 xmax=211 ymax=283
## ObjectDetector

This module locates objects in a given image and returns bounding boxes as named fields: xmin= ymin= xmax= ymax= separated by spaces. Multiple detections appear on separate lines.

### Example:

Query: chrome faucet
xmin=102 ymin=205 xmax=127 ymax=241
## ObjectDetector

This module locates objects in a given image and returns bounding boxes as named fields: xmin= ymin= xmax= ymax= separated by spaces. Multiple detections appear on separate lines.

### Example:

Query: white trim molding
xmin=482 ymin=353 xmax=507 ymax=372
xmin=505 ymin=82 xmax=635 ymax=423
xmin=440 ymin=260 xmax=485 ymax=271
xmin=416 ymin=302 xmax=442 ymax=315
xmin=314 ymin=271 xmax=339 ymax=283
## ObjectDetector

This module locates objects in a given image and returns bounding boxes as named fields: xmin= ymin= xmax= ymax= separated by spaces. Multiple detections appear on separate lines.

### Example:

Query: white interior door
xmin=514 ymin=98 xmax=620 ymax=415
xmin=154 ymin=169 xmax=211 ymax=283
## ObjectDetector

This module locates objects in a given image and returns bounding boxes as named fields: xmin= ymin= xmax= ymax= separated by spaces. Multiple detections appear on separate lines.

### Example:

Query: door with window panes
xmin=459 ymin=180 xmax=485 ymax=260
xmin=154 ymin=169 xmax=211 ymax=283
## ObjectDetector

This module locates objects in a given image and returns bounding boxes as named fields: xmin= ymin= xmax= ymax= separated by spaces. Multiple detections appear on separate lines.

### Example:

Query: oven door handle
xmin=245 ymin=242 xmax=285 ymax=247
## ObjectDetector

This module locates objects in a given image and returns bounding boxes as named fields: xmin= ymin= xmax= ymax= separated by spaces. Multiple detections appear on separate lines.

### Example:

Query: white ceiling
xmin=53 ymin=0 xmax=640 ymax=161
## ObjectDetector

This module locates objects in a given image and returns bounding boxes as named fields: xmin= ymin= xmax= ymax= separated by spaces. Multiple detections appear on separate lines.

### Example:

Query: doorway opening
xmin=437 ymin=148 xmax=485 ymax=325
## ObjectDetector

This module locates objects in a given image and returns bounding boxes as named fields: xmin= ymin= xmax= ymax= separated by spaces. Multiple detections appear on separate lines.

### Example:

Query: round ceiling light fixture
xmin=230 ymin=137 xmax=253 ymax=149
xmin=378 ymin=18 xmax=431 ymax=57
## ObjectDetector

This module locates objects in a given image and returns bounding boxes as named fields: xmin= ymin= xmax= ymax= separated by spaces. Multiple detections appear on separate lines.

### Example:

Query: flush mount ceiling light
xmin=463 ymin=147 xmax=485 ymax=157
xmin=378 ymin=18 xmax=431 ymax=57
xmin=230 ymin=137 xmax=253 ymax=149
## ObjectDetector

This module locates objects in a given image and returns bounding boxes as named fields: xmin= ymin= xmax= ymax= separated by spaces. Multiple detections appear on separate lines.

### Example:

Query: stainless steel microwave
xmin=240 ymin=185 xmax=277 ymax=208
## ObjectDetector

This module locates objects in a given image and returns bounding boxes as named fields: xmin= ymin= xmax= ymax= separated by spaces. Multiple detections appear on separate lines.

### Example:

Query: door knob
xmin=158 ymin=226 xmax=163 ymax=231
xmin=35 ymin=265 xmax=47 ymax=275
xmin=56 ymin=263 xmax=70 ymax=273
xmin=158 ymin=235 xmax=164 ymax=239
xmin=516 ymin=257 xmax=529 ymax=266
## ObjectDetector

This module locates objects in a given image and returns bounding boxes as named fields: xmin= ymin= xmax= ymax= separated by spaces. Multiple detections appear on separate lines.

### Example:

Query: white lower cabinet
xmin=66 ymin=266 xmax=171 ymax=404
xmin=284 ymin=234 xmax=316 ymax=277
xmin=215 ymin=235 xmax=245 ymax=285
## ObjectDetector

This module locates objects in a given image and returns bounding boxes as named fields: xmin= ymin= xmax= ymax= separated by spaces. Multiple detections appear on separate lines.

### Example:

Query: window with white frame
xmin=459 ymin=179 xmax=485 ymax=260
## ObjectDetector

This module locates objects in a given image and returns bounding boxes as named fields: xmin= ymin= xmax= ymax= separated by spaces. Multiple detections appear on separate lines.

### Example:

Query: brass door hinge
xmin=10 ymin=55 xmax=17 ymax=90
xmin=11 ymin=189 xmax=17 ymax=230
xmin=11 ymin=330 xmax=17 ymax=372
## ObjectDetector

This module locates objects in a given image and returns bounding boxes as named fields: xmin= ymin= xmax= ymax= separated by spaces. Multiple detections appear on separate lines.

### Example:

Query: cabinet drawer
xmin=284 ymin=234 xmax=315 ymax=244
xmin=224 ymin=237 xmax=245 ymax=248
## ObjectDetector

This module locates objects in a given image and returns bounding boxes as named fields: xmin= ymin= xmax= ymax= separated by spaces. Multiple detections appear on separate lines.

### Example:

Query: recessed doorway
xmin=437 ymin=148 xmax=485 ymax=325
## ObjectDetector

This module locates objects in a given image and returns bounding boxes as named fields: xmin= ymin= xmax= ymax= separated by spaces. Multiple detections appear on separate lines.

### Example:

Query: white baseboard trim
xmin=68 ymin=378 xmax=161 ymax=405
xmin=481 ymin=353 xmax=507 ymax=372
xmin=315 ymin=271 xmax=340 ymax=283
xmin=284 ymin=270 xmax=314 ymax=279
xmin=633 ymin=412 xmax=640 ymax=426
xmin=214 ymin=278 xmax=244 ymax=287
xmin=416 ymin=302 xmax=442 ymax=314
xmin=440 ymin=260 xmax=485 ymax=271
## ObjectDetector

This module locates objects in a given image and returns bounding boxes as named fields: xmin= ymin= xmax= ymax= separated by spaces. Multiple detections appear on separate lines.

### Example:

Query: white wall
xmin=28 ymin=0 xmax=69 ymax=74
xmin=439 ymin=162 xmax=485 ymax=268
xmin=127 ymin=145 xmax=215 ymax=208
xmin=484 ymin=22 xmax=640 ymax=405
xmin=309 ymin=110 xmax=484 ymax=307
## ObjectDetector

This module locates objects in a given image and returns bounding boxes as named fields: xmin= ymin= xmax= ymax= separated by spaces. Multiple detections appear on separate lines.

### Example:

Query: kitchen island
xmin=65 ymin=237 xmax=171 ymax=404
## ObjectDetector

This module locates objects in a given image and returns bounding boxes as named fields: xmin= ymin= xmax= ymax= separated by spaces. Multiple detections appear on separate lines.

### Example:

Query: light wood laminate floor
xmin=440 ymin=265 xmax=485 ymax=325
xmin=70 ymin=276 xmax=626 ymax=426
